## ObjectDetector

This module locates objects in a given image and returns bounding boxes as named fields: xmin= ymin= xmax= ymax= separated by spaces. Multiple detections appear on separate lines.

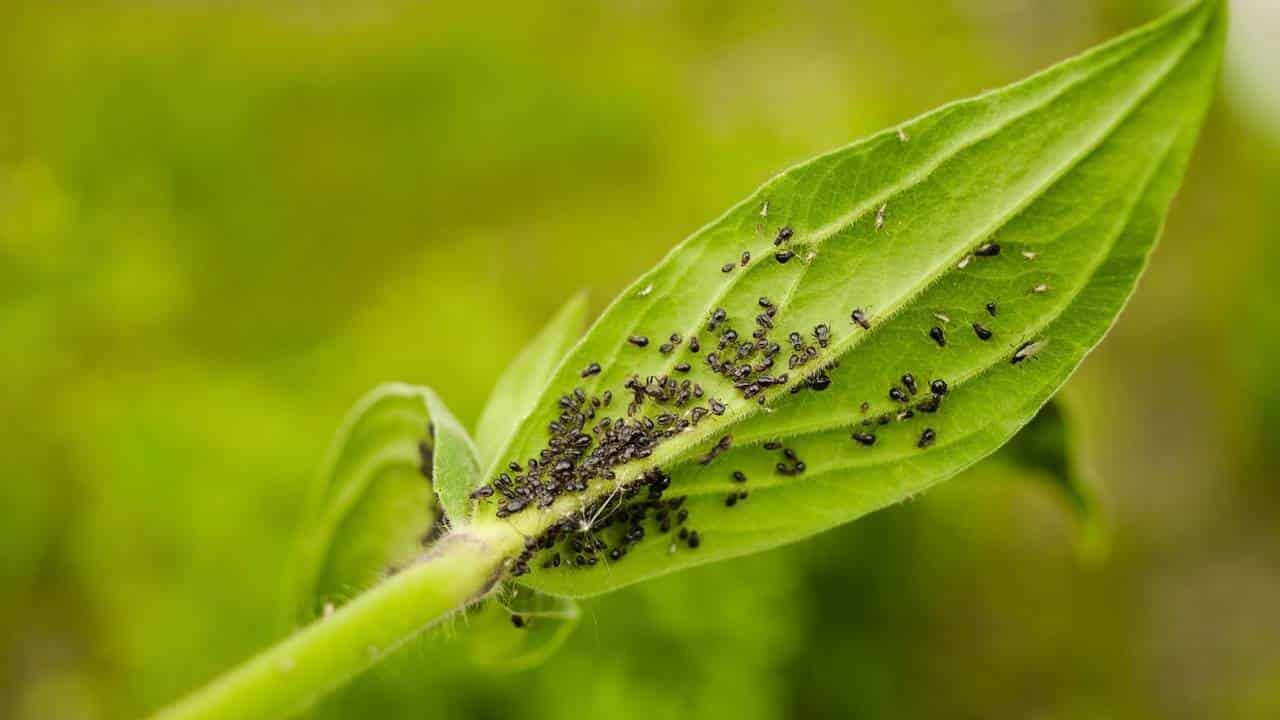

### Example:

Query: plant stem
xmin=152 ymin=527 xmax=517 ymax=720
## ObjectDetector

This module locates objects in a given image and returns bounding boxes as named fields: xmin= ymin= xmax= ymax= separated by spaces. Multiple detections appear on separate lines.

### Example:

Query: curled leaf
xmin=285 ymin=383 xmax=480 ymax=624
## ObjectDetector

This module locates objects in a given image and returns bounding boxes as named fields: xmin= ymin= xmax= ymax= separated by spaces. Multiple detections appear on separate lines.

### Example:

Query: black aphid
xmin=511 ymin=614 xmax=526 ymax=628
xmin=775 ymin=226 xmax=793 ymax=245
xmin=814 ymin=323 xmax=831 ymax=348
xmin=775 ymin=249 xmax=795 ymax=264
xmin=687 ymin=531 xmax=701 ymax=549
xmin=711 ymin=308 xmax=727 ymax=325
xmin=972 ymin=323 xmax=993 ymax=341
xmin=721 ymin=262 xmax=735 ymax=273
xmin=918 ymin=428 xmax=937 ymax=449
xmin=763 ymin=441 xmax=783 ymax=450
xmin=928 ymin=326 xmax=946 ymax=347
xmin=930 ymin=379 xmax=948 ymax=396
xmin=889 ymin=387 xmax=909 ymax=403
xmin=901 ymin=373 xmax=918 ymax=395
xmin=628 ymin=335 xmax=649 ymax=347
xmin=986 ymin=302 xmax=997 ymax=316
xmin=852 ymin=432 xmax=876 ymax=446
xmin=860 ymin=401 xmax=871 ymax=413
xmin=725 ymin=493 xmax=739 ymax=507
xmin=689 ymin=336 xmax=701 ymax=353
xmin=741 ymin=251 xmax=751 ymax=266
xmin=675 ymin=362 xmax=691 ymax=373
xmin=710 ymin=399 xmax=726 ymax=415
xmin=851 ymin=309 xmax=870 ymax=330
xmin=916 ymin=396 xmax=940 ymax=413
xmin=732 ymin=470 xmax=747 ymax=483
xmin=759 ymin=296 xmax=774 ymax=308
xmin=974 ymin=242 xmax=1001 ymax=257
xmin=660 ymin=342 xmax=674 ymax=354
xmin=582 ymin=362 xmax=602 ymax=378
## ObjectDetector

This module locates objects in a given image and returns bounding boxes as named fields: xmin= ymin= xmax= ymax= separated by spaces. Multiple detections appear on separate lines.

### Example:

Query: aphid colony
xmin=468 ymin=225 xmax=1053 ymax=579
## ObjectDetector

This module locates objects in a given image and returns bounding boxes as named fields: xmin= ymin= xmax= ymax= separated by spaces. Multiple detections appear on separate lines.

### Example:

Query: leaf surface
xmin=464 ymin=0 xmax=1223 ymax=596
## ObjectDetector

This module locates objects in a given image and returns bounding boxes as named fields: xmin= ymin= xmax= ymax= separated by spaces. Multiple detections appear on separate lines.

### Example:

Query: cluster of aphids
xmin=466 ymin=223 xmax=1054 ymax=578
xmin=502 ymin=467 xmax=699 ymax=577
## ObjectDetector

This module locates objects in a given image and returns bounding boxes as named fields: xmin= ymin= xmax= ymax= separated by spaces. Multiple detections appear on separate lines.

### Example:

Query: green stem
xmin=152 ymin=527 xmax=518 ymax=720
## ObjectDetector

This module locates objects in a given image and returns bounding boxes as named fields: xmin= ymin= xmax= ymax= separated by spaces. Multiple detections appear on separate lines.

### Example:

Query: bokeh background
xmin=2 ymin=0 xmax=1277 ymax=718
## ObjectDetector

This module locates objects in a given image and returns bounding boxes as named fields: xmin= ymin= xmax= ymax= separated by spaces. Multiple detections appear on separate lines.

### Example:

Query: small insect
xmin=721 ymin=262 xmax=735 ymax=273
xmin=732 ymin=470 xmax=747 ymax=483
xmin=918 ymin=428 xmax=937 ymax=449
xmin=775 ymin=249 xmax=795 ymax=264
xmin=628 ymin=335 xmax=650 ymax=347
xmin=675 ymin=362 xmax=691 ymax=373
xmin=511 ymin=614 xmax=526 ymax=629
xmin=763 ymin=441 xmax=783 ymax=450
xmin=1022 ymin=250 xmax=1038 ymax=260
xmin=741 ymin=251 xmax=751 ymax=266
xmin=860 ymin=401 xmax=871 ymax=413
xmin=901 ymin=373 xmax=918 ymax=395
xmin=930 ymin=379 xmax=948 ymax=396
xmin=814 ymin=323 xmax=831 ymax=347
xmin=974 ymin=242 xmax=1001 ymax=257
xmin=852 ymin=432 xmax=876 ymax=446
xmin=1032 ymin=283 xmax=1049 ymax=294
xmin=957 ymin=255 xmax=972 ymax=269
xmin=581 ymin=362 xmax=602 ymax=378
xmin=851 ymin=309 xmax=871 ymax=330
xmin=972 ymin=323 xmax=993 ymax=341
xmin=929 ymin=326 xmax=947 ymax=347
xmin=875 ymin=204 xmax=887 ymax=230
xmin=986 ymin=302 xmax=997 ymax=316
xmin=1011 ymin=339 xmax=1049 ymax=364
xmin=775 ymin=226 xmax=794 ymax=245
xmin=889 ymin=387 xmax=909 ymax=403
xmin=689 ymin=336 xmax=701 ymax=353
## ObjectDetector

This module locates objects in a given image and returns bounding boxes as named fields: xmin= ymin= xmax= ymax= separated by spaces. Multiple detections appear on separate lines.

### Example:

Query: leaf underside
xmin=459 ymin=0 xmax=1223 ymax=597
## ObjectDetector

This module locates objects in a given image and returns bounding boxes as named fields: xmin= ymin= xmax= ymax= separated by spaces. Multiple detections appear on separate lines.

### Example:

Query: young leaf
xmin=285 ymin=383 xmax=480 ymax=624
xmin=465 ymin=0 xmax=1224 ymax=596
xmin=462 ymin=586 xmax=582 ymax=673
xmin=473 ymin=292 xmax=590 ymax=467
xmin=992 ymin=394 xmax=1108 ymax=560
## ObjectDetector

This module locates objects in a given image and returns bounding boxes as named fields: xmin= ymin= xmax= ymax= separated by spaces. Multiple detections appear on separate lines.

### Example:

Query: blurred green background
xmin=2 ymin=0 xmax=1277 ymax=718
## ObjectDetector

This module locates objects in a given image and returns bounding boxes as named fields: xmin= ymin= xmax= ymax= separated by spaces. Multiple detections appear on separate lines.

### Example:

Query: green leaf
xmin=285 ymin=383 xmax=481 ymax=625
xmin=991 ymin=394 xmax=1108 ymax=561
xmin=465 ymin=0 xmax=1223 ymax=597
xmin=473 ymin=292 xmax=590 ymax=468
